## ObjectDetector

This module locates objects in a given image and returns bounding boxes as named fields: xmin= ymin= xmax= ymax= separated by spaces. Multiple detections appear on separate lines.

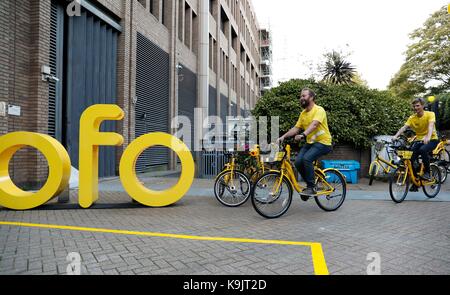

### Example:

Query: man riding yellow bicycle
xmin=393 ymin=97 xmax=439 ymax=191
xmin=277 ymin=88 xmax=333 ymax=199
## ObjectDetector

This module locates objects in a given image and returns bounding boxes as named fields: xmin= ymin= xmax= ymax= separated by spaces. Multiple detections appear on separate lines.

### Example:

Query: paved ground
xmin=0 ymin=176 xmax=450 ymax=275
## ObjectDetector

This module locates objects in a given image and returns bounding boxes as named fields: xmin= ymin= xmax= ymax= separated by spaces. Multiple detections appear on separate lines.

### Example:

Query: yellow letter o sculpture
xmin=119 ymin=132 xmax=195 ymax=207
xmin=0 ymin=132 xmax=71 ymax=210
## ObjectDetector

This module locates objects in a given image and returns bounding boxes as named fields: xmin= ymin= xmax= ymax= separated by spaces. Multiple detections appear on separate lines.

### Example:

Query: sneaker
xmin=300 ymin=187 xmax=317 ymax=201
xmin=421 ymin=172 xmax=432 ymax=181
xmin=300 ymin=194 xmax=309 ymax=201
xmin=409 ymin=185 xmax=419 ymax=192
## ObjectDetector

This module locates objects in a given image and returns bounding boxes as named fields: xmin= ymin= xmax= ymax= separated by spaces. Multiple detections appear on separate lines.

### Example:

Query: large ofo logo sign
xmin=0 ymin=105 xmax=195 ymax=211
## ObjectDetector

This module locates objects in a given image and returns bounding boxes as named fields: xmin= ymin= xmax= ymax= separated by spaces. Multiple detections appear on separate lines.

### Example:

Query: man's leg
xmin=295 ymin=144 xmax=311 ymax=181
xmin=409 ymin=142 xmax=423 ymax=191
xmin=410 ymin=142 xmax=423 ymax=176
xmin=301 ymin=143 xmax=333 ymax=192
xmin=418 ymin=140 xmax=439 ymax=177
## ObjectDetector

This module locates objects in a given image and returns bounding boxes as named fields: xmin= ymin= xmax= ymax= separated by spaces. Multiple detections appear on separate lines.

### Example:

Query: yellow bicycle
xmin=368 ymin=140 xmax=400 ymax=185
xmin=389 ymin=139 xmax=441 ymax=203
xmin=214 ymin=145 xmax=270 ymax=207
xmin=431 ymin=135 xmax=450 ymax=183
xmin=251 ymin=143 xmax=347 ymax=219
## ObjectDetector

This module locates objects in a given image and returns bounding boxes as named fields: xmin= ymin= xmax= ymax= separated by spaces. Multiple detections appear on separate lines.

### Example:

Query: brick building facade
xmin=0 ymin=0 xmax=264 ymax=188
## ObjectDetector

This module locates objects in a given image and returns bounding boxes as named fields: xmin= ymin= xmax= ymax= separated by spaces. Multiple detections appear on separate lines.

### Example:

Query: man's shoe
xmin=421 ymin=172 xmax=432 ymax=181
xmin=409 ymin=185 xmax=419 ymax=192
xmin=300 ymin=187 xmax=317 ymax=201
xmin=300 ymin=194 xmax=309 ymax=201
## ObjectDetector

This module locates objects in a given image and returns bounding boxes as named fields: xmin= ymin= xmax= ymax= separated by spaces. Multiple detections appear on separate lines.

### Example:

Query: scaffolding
xmin=259 ymin=27 xmax=273 ymax=96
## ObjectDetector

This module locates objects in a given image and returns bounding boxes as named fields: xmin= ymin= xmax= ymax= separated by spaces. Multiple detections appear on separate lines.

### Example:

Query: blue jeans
xmin=295 ymin=143 xmax=332 ymax=188
xmin=411 ymin=140 xmax=439 ymax=174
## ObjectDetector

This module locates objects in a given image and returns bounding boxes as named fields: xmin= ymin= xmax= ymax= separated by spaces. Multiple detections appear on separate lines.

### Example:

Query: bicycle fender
xmin=322 ymin=168 xmax=347 ymax=180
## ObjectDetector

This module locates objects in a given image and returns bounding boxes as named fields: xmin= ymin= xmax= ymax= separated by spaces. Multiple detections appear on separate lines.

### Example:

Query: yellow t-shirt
xmin=405 ymin=111 xmax=438 ymax=140
xmin=295 ymin=105 xmax=332 ymax=146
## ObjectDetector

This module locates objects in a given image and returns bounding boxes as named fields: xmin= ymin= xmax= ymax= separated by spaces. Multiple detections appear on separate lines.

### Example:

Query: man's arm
xmin=424 ymin=121 xmax=435 ymax=144
xmin=393 ymin=125 xmax=409 ymax=140
xmin=294 ymin=120 xmax=320 ymax=141
xmin=277 ymin=127 xmax=301 ymax=143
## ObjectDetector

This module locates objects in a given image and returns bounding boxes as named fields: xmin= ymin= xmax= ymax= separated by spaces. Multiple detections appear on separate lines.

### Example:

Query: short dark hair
xmin=411 ymin=97 xmax=425 ymax=106
xmin=301 ymin=88 xmax=316 ymax=100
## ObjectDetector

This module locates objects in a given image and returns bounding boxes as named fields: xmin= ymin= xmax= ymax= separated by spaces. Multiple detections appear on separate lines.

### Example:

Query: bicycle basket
xmin=261 ymin=151 xmax=285 ymax=163
xmin=397 ymin=150 xmax=413 ymax=160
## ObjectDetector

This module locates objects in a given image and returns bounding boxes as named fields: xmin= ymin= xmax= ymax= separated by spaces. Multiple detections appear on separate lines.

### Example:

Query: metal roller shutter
xmin=231 ymin=103 xmax=237 ymax=117
xmin=135 ymin=33 xmax=170 ymax=172
xmin=220 ymin=94 xmax=228 ymax=125
xmin=209 ymin=86 xmax=217 ymax=117
xmin=178 ymin=65 xmax=197 ymax=150
xmin=65 ymin=7 xmax=119 ymax=177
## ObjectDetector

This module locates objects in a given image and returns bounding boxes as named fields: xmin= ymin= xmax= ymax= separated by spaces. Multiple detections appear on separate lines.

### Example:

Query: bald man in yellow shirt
xmin=393 ymin=97 xmax=439 ymax=185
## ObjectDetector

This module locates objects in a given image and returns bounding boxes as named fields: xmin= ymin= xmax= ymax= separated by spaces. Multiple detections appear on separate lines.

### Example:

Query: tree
xmin=389 ymin=5 xmax=450 ymax=97
xmin=320 ymin=50 xmax=356 ymax=85
xmin=352 ymin=72 xmax=369 ymax=87
xmin=252 ymin=79 xmax=410 ymax=148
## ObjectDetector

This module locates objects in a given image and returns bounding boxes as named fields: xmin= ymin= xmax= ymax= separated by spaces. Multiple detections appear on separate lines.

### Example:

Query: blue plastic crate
xmin=321 ymin=160 xmax=361 ymax=184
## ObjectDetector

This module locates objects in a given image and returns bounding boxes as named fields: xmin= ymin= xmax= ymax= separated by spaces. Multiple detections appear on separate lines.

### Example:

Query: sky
xmin=252 ymin=0 xmax=448 ymax=90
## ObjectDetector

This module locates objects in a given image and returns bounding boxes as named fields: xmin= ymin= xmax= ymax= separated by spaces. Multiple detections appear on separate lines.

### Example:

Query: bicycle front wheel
xmin=389 ymin=167 xmax=409 ymax=203
xmin=423 ymin=164 xmax=441 ymax=199
xmin=214 ymin=170 xmax=251 ymax=207
xmin=314 ymin=169 xmax=347 ymax=212
xmin=251 ymin=172 xmax=293 ymax=219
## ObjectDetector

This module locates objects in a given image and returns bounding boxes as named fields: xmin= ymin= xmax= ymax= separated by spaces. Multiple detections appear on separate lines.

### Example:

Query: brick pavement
xmin=1 ymin=177 xmax=450 ymax=275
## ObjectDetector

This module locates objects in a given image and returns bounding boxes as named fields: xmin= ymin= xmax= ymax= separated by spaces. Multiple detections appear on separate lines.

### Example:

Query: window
xmin=184 ymin=3 xmax=191 ymax=48
xmin=220 ymin=7 xmax=229 ymax=39
xmin=178 ymin=0 xmax=183 ymax=41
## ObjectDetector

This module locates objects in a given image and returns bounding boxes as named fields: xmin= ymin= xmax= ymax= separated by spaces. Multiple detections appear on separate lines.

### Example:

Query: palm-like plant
xmin=321 ymin=50 xmax=356 ymax=85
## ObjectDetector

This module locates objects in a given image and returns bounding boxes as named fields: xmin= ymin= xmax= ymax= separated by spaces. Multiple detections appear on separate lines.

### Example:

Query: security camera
xmin=176 ymin=64 xmax=183 ymax=70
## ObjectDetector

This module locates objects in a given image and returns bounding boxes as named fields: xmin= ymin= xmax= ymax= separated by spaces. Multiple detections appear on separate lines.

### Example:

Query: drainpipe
xmin=196 ymin=0 xmax=209 ymax=176
xmin=198 ymin=0 xmax=209 ymax=135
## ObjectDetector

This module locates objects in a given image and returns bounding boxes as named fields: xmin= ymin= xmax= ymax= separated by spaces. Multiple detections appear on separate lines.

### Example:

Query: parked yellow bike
xmin=369 ymin=139 xmax=400 ymax=185
xmin=251 ymin=142 xmax=347 ymax=219
xmin=214 ymin=145 xmax=270 ymax=207
xmin=431 ymin=135 xmax=450 ymax=183
xmin=389 ymin=139 xmax=442 ymax=203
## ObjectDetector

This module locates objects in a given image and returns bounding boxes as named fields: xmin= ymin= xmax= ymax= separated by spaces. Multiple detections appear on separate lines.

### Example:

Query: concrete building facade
xmin=0 ymin=0 xmax=263 ymax=188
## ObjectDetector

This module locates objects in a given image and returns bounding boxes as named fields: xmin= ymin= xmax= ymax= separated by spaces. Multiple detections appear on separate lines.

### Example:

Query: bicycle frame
xmin=269 ymin=145 xmax=337 ymax=196
xmin=432 ymin=139 xmax=447 ymax=157
xmin=395 ymin=160 xmax=437 ymax=188
xmin=370 ymin=141 xmax=399 ymax=175
xmin=370 ymin=155 xmax=397 ymax=175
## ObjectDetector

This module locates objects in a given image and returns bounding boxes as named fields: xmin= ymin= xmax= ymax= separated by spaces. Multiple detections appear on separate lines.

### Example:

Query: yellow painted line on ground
xmin=0 ymin=221 xmax=329 ymax=275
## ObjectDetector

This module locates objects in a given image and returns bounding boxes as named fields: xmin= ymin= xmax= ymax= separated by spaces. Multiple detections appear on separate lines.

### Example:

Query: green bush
xmin=252 ymin=79 xmax=411 ymax=148
xmin=436 ymin=93 xmax=450 ymax=131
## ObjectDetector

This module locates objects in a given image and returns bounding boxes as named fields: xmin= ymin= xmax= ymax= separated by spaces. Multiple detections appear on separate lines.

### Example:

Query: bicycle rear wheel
xmin=389 ymin=167 xmax=409 ymax=203
xmin=436 ymin=162 xmax=447 ymax=184
xmin=214 ymin=170 xmax=251 ymax=207
xmin=368 ymin=162 xmax=378 ymax=186
xmin=314 ymin=169 xmax=346 ymax=212
xmin=423 ymin=164 xmax=441 ymax=198
xmin=251 ymin=172 xmax=293 ymax=219
xmin=438 ymin=150 xmax=450 ymax=172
